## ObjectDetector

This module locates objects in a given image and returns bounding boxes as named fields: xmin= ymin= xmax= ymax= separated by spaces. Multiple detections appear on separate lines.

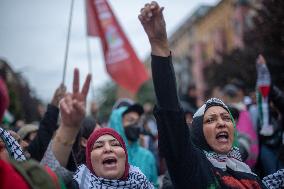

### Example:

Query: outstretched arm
xmin=138 ymin=2 xmax=170 ymax=57
xmin=139 ymin=2 xmax=206 ymax=188
xmin=139 ymin=2 xmax=179 ymax=110
xmin=52 ymin=69 xmax=91 ymax=167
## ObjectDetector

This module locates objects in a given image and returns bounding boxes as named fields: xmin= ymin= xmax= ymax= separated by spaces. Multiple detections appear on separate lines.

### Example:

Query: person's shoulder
xmin=137 ymin=146 xmax=155 ymax=160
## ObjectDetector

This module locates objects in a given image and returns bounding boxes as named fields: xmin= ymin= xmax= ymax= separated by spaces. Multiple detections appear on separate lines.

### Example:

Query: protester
xmin=180 ymin=100 xmax=195 ymax=126
xmin=142 ymin=102 xmax=159 ymax=171
xmin=139 ymin=2 xmax=284 ymax=188
xmin=73 ymin=116 xmax=100 ymax=166
xmin=41 ymin=68 xmax=154 ymax=188
xmin=14 ymin=120 xmax=25 ymax=132
xmin=89 ymin=101 xmax=99 ymax=120
xmin=0 ymin=129 xmax=65 ymax=189
xmin=255 ymin=55 xmax=284 ymax=177
xmin=0 ymin=71 xmax=71 ymax=189
xmin=74 ymin=127 xmax=154 ymax=188
xmin=27 ymin=84 xmax=66 ymax=161
xmin=222 ymin=82 xmax=259 ymax=168
xmin=17 ymin=124 xmax=38 ymax=144
xmin=109 ymin=100 xmax=158 ymax=187
xmin=180 ymin=83 xmax=198 ymax=112
xmin=8 ymin=130 xmax=30 ymax=158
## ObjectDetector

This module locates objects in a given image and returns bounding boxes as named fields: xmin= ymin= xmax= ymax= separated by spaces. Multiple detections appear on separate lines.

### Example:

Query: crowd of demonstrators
xmin=218 ymin=55 xmax=284 ymax=179
xmin=141 ymin=102 xmax=160 ymax=173
xmin=1 ymin=2 xmax=284 ymax=189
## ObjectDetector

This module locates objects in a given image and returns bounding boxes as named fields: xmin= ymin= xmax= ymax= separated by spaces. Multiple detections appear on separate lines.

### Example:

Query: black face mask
xmin=124 ymin=124 xmax=141 ymax=142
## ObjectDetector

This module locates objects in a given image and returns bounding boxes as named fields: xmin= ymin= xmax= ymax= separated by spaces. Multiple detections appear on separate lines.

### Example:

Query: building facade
xmin=145 ymin=0 xmax=256 ymax=105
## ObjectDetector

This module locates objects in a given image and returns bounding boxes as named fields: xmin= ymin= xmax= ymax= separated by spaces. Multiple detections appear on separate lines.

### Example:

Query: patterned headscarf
xmin=74 ymin=164 xmax=154 ymax=189
xmin=86 ymin=128 xmax=129 ymax=180
xmin=191 ymin=98 xmax=253 ymax=174
xmin=0 ymin=127 xmax=26 ymax=161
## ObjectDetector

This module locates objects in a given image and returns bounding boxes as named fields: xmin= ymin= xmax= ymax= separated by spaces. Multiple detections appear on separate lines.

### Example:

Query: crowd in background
xmin=1 ymin=1 xmax=284 ymax=189
xmin=1 ymin=58 xmax=284 ymax=188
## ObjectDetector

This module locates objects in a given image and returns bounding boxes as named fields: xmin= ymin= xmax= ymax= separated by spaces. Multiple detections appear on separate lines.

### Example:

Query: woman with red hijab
xmin=41 ymin=68 xmax=153 ymax=188
xmin=73 ymin=127 xmax=153 ymax=188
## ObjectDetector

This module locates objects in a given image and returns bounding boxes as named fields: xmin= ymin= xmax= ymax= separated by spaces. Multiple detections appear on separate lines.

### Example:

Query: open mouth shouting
xmin=216 ymin=131 xmax=229 ymax=143
xmin=102 ymin=156 xmax=118 ymax=169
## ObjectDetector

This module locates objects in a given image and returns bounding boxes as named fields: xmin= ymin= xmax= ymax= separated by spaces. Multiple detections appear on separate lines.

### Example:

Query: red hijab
xmin=86 ymin=128 xmax=129 ymax=179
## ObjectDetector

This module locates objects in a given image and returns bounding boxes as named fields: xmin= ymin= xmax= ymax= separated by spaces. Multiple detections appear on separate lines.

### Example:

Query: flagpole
xmin=86 ymin=37 xmax=96 ymax=99
xmin=62 ymin=0 xmax=75 ymax=85
xmin=84 ymin=0 xmax=95 ymax=100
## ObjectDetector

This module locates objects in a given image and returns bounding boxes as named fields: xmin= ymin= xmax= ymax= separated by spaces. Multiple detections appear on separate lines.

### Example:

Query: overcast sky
xmin=0 ymin=0 xmax=218 ymax=102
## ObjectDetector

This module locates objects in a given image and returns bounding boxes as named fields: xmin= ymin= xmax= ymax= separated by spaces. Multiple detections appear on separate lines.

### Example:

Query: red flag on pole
xmin=86 ymin=0 xmax=149 ymax=94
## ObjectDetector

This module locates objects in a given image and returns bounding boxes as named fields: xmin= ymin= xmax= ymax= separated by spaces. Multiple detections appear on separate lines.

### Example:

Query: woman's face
xmin=203 ymin=106 xmax=234 ymax=154
xmin=91 ymin=134 xmax=126 ymax=179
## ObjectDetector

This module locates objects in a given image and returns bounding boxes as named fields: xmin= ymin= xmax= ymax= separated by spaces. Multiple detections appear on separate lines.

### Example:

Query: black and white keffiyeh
xmin=204 ymin=147 xmax=254 ymax=174
xmin=73 ymin=164 xmax=154 ymax=189
xmin=262 ymin=169 xmax=284 ymax=189
xmin=0 ymin=127 xmax=26 ymax=161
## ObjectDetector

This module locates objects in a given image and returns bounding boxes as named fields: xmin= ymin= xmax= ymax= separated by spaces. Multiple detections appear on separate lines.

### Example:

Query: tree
xmin=204 ymin=0 xmax=284 ymax=93
xmin=96 ymin=81 xmax=118 ymax=123
xmin=136 ymin=80 xmax=155 ymax=105
xmin=244 ymin=0 xmax=284 ymax=88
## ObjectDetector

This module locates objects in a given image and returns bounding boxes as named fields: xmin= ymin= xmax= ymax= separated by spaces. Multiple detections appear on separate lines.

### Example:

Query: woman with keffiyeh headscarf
xmin=139 ymin=2 xmax=284 ymax=189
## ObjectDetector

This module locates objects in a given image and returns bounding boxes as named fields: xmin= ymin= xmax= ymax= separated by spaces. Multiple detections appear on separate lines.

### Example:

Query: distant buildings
xmin=145 ymin=0 xmax=258 ymax=105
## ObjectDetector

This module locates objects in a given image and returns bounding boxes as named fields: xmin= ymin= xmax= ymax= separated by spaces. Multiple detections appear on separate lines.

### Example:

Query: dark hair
xmin=80 ymin=116 xmax=97 ymax=139
xmin=74 ymin=116 xmax=97 ymax=165
xmin=122 ymin=103 xmax=144 ymax=117
xmin=230 ymin=79 xmax=246 ymax=93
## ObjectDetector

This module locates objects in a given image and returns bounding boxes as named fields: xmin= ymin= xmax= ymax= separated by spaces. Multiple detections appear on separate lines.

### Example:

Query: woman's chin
xmin=213 ymin=145 xmax=232 ymax=154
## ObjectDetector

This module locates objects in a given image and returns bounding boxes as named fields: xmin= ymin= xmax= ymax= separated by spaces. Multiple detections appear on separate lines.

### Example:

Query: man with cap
xmin=109 ymin=99 xmax=158 ymax=188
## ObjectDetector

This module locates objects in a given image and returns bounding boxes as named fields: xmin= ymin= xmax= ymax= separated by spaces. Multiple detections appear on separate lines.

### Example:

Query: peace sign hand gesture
xmin=59 ymin=68 xmax=91 ymax=130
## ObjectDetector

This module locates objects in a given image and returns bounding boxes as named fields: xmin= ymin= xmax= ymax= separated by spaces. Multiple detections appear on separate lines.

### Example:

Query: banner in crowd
xmin=86 ymin=0 xmax=149 ymax=94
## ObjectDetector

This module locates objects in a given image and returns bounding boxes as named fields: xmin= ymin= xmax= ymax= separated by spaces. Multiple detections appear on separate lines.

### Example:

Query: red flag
xmin=86 ymin=0 xmax=149 ymax=94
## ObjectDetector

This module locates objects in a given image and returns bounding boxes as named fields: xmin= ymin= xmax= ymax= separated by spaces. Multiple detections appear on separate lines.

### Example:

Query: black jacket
xmin=28 ymin=104 xmax=76 ymax=171
xmin=28 ymin=104 xmax=59 ymax=161
xmin=270 ymin=85 xmax=284 ymax=114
